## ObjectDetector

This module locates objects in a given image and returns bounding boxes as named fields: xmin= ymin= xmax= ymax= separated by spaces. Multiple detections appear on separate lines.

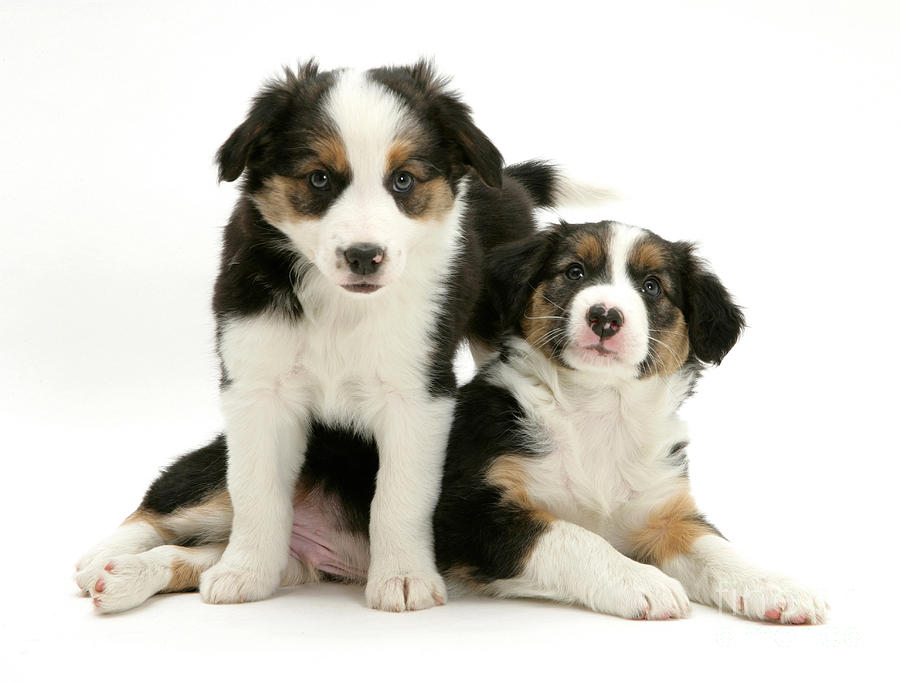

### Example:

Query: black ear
xmin=216 ymin=62 xmax=318 ymax=183
xmin=676 ymin=243 xmax=746 ymax=364
xmin=486 ymin=229 xmax=558 ymax=333
xmin=407 ymin=60 xmax=504 ymax=188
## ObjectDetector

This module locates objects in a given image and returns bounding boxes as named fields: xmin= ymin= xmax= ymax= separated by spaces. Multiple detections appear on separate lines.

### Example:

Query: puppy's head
xmin=217 ymin=60 xmax=502 ymax=294
xmin=490 ymin=222 xmax=745 ymax=378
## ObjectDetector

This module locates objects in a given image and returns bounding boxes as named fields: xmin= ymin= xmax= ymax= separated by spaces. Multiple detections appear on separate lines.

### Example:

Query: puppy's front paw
xmin=365 ymin=568 xmax=447 ymax=612
xmin=716 ymin=573 xmax=829 ymax=625
xmin=603 ymin=563 xmax=692 ymax=620
xmin=199 ymin=558 xmax=280 ymax=605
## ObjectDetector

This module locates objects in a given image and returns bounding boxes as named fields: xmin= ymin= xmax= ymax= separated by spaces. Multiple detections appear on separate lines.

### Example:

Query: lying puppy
xmin=435 ymin=220 xmax=828 ymax=623
xmin=74 ymin=60 xmax=607 ymax=612
xmin=75 ymin=218 xmax=827 ymax=623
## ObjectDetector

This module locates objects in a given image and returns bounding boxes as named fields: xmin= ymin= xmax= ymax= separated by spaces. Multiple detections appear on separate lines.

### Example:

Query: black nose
xmin=586 ymin=305 xmax=624 ymax=339
xmin=344 ymin=244 xmax=385 ymax=276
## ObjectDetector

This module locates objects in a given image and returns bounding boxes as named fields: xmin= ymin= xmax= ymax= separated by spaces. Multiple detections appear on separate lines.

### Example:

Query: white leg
xmin=90 ymin=544 xmax=226 ymax=614
xmin=364 ymin=395 xmax=451 ymax=612
xmin=74 ymin=520 xmax=166 ymax=595
xmin=88 ymin=543 xmax=317 ymax=614
xmin=491 ymin=521 xmax=692 ymax=620
xmin=199 ymin=383 xmax=308 ymax=604
xmin=660 ymin=535 xmax=829 ymax=624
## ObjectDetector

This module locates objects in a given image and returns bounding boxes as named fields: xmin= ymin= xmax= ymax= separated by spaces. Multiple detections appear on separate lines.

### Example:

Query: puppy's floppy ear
xmin=216 ymin=62 xmax=319 ymax=183
xmin=407 ymin=60 xmax=504 ymax=188
xmin=675 ymin=242 xmax=746 ymax=364
xmin=487 ymin=229 xmax=558 ymax=333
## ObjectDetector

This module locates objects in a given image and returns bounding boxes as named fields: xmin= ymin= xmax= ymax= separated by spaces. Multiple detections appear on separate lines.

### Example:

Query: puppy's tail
xmin=505 ymin=160 xmax=621 ymax=208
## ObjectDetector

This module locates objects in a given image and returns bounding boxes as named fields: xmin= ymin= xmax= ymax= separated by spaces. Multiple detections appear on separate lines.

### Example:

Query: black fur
xmin=673 ymin=243 xmax=745 ymax=365
xmin=369 ymin=60 xmax=504 ymax=189
xmin=472 ymin=229 xmax=560 ymax=342
xmin=433 ymin=378 xmax=548 ymax=581
xmin=298 ymin=423 xmax=378 ymax=535
xmin=503 ymin=160 xmax=561 ymax=208
xmin=141 ymin=435 xmax=228 ymax=515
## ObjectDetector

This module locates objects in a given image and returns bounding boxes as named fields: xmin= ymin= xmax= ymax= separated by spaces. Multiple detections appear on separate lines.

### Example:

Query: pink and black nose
xmin=344 ymin=243 xmax=385 ymax=276
xmin=586 ymin=305 xmax=624 ymax=339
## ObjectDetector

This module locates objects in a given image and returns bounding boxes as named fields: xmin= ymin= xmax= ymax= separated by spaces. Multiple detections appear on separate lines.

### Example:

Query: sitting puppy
xmin=434 ymin=220 xmax=828 ymax=622
xmin=74 ymin=60 xmax=610 ymax=613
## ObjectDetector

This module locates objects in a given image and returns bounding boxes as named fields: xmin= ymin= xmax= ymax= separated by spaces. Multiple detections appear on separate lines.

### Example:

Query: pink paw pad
xmin=105 ymin=562 xmax=115 ymax=572
xmin=94 ymin=579 xmax=105 ymax=593
xmin=789 ymin=615 xmax=808 ymax=624
xmin=764 ymin=608 xmax=781 ymax=620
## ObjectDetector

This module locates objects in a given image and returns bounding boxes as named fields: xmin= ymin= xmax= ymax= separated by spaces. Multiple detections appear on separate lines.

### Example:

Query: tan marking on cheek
xmin=485 ymin=455 xmax=554 ymax=525
xmin=521 ymin=283 xmax=559 ymax=361
xmin=629 ymin=489 xmax=716 ymax=565
xmin=253 ymin=175 xmax=318 ymax=225
xmin=647 ymin=311 xmax=690 ymax=376
xmin=406 ymin=177 xmax=454 ymax=220
xmin=386 ymin=136 xmax=455 ymax=221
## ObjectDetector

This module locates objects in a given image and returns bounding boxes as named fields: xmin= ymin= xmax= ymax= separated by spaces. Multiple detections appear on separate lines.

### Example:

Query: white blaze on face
xmin=564 ymin=223 xmax=650 ymax=374
xmin=291 ymin=70 xmax=414 ymax=289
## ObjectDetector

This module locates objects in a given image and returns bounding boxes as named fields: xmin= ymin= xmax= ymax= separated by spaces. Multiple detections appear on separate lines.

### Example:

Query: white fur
xmin=92 ymin=545 xmax=223 ymax=614
xmin=491 ymin=520 xmax=691 ymax=619
xmin=74 ymin=521 xmax=165 ymax=595
xmin=203 ymin=72 xmax=467 ymax=608
xmin=563 ymin=223 xmax=649 ymax=375
xmin=661 ymin=535 xmax=829 ymax=624
xmin=89 ymin=544 xmax=318 ymax=614
xmin=551 ymin=175 xmax=622 ymax=207
xmin=488 ymin=223 xmax=691 ymax=543
xmin=480 ymin=221 xmax=827 ymax=622
xmin=264 ymin=70 xmax=447 ymax=290
xmin=487 ymin=336 xmax=691 ymax=547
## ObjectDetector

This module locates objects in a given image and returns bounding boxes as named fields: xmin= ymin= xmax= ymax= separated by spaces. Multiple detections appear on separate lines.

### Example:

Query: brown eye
xmin=642 ymin=277 xmax=662 ymax=297
xmin=565 ymin=264 xmax=584 ymax=280
xmin=308 ymin=170 xmax=331 ymax=191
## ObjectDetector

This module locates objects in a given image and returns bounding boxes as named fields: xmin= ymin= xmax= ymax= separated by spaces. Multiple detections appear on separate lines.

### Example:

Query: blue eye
xmin=565 ymin=264 xmax=584 ymax=280
xmin=309 ymin=170 xmax=330 ymax=190
xmin=392 ymin=171 xmax=415 ymax=193
xmin=642 ymin=277 xmax=662 ymax=297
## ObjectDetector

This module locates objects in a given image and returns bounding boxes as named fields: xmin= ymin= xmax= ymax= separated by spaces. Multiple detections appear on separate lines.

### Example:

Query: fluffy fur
xmin=77 ymin=219 xmax=827 ymax=624
xmin=75 ymin=60 xmax=613 ymax=613
xmin=434 ymin=220 xmax=828 ymax=623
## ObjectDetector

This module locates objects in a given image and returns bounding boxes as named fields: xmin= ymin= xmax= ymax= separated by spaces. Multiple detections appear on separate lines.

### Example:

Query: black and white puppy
xmin=74 ymin=61 xmax=606 ymax=612
xmin=434 ymin=220 xmax=828 ymax=622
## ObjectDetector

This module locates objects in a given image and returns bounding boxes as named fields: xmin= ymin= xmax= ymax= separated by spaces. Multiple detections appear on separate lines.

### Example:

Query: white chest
xmin=219 ymin=275 xmax=442 ymax=428
xmin=496 ymin=358 xmax=691 ymax=536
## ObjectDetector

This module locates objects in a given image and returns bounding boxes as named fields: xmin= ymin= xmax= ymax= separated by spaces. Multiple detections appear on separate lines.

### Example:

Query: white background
xmin=1 ymin=0 xmax=895 ymax=677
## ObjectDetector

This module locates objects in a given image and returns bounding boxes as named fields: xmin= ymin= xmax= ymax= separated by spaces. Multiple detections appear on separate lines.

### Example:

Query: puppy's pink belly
xmin=289 ymin=500 xmax=368 ymax=580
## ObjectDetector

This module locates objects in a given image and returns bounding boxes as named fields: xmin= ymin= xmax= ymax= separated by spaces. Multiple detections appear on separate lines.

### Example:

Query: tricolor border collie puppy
xmin=434 ymin=221 xmax=828 ymax=623
xmin=74 ymin=60 xmax=608 ymax=613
